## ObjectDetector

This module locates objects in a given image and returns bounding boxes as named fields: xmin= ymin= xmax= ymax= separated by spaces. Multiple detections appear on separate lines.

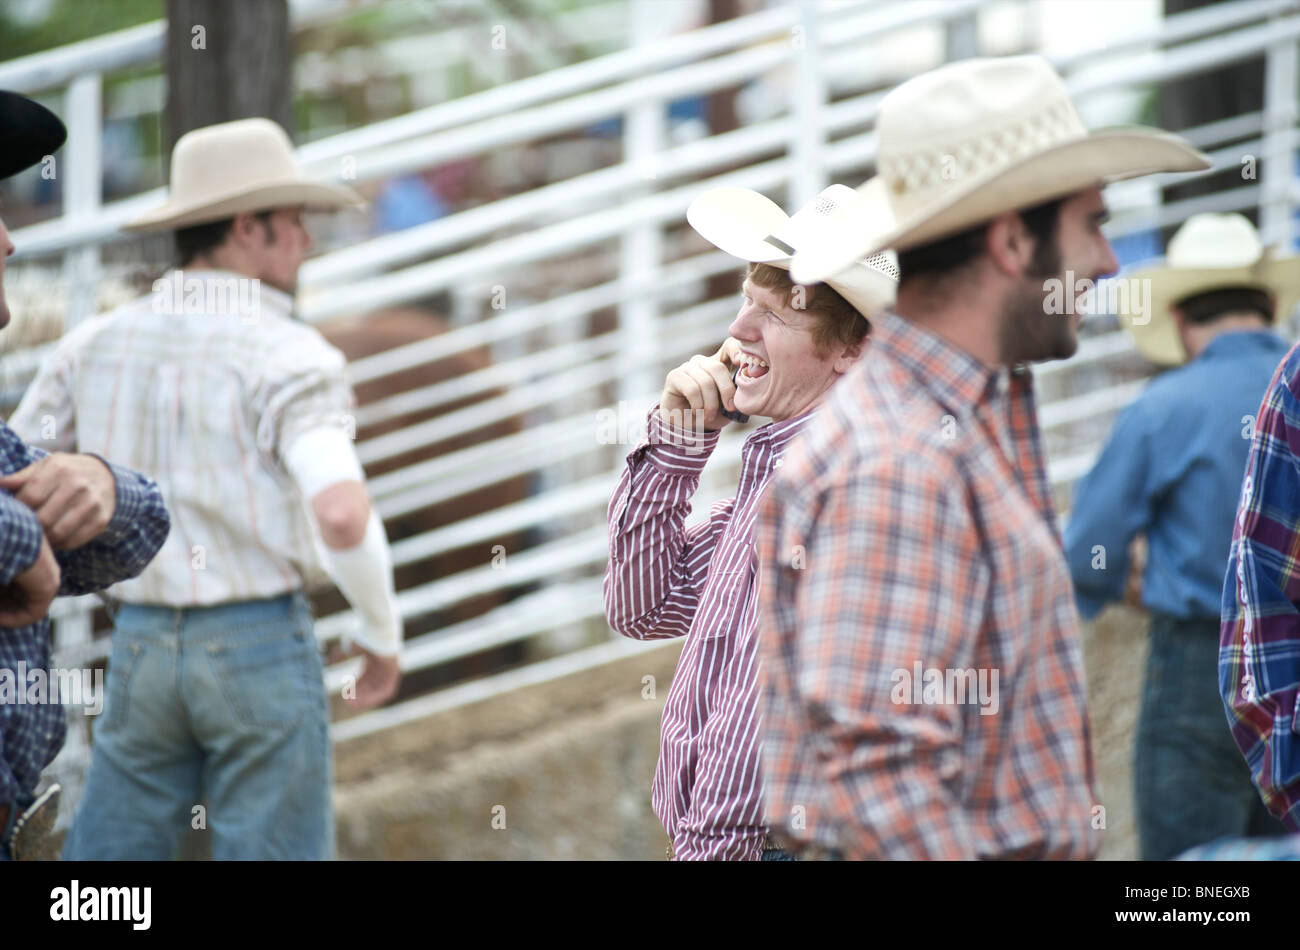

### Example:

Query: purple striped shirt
xmin=604 ymin=406 xmax=813 ymax=860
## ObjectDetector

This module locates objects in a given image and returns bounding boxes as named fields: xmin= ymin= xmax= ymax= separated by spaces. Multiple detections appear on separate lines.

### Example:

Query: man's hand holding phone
xmin=658 ymin=338 xmax=744 ymax=433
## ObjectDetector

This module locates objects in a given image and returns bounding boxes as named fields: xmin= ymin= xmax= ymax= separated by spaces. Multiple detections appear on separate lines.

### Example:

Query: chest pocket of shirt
xmin=697 ymin=544 xmax=758 ymax=641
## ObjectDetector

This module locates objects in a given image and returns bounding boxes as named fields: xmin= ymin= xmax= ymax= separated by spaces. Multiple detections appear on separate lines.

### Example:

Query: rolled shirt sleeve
xmin=253 ymin=332 xmax=357 ymax=467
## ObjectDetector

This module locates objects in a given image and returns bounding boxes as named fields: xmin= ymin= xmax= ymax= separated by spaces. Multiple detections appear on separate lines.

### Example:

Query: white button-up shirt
xmin=10 ymin=269 xmax=355 ymax=606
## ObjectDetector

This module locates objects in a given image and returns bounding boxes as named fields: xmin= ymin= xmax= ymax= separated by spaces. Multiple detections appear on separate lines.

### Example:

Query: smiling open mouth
xmin=737 ymin=353 xmax=769 ymax=381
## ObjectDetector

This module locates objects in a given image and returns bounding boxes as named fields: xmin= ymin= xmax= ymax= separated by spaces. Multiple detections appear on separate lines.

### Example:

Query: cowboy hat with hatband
xmin=791 ymin=55 xmax=1210 ymax=284
xmin=1122 ymin=213 xmax=1300 ymax=367
xmin=0 ymin=91 xmax=66 ymax=181
xmin=688 ymin=183 xmax=899 ymax=321
xmin=124 ymin=117 xmax=363 ymax=233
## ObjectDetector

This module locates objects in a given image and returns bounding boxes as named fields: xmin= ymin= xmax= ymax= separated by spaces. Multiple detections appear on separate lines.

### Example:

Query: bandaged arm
xmin=283 ymin=426 xmax=402 ymax=656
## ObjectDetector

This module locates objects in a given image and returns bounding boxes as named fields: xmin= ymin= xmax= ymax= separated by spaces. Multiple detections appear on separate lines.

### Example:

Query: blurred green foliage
xmin=0 ymin=0 xmax=162 ymax=62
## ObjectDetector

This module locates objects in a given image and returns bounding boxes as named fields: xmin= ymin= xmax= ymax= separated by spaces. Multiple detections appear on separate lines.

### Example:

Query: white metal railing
xmin=0 ymin=0 xmax=1295 ymax=754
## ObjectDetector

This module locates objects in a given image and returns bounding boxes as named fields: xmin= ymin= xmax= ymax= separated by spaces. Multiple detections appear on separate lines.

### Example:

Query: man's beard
xmin=999 ymin=235 xmax=1077 ymax=364
xmin=1000 ymin=279 xmax=1078 ymax=364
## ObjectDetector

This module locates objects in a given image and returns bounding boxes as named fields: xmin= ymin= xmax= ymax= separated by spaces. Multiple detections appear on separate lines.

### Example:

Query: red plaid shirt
xmin=756 ymin=311 xmax=1098 ymax=859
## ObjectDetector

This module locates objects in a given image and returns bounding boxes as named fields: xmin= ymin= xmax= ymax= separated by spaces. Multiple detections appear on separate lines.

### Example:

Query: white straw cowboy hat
xmin=1123 ymin=213 xmax=1300 ymax=366
xmin=125 ymin=117 xmax=363 ymax=233
xmin=791 ymin=55 xmax=1210 ymax=284
xmin=687 ymin=184 xmax=899 ymax=320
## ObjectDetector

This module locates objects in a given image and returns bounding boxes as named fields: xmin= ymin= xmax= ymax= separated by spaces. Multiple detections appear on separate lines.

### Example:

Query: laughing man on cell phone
xmin=602 ymin=185 xmax=897 ymax=860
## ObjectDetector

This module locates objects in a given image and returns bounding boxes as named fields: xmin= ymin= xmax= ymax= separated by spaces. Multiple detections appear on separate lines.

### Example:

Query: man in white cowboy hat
xmin=10 ymin=117 xmax=403 ymax=860
xmin=603 ymin=183 xmax=896 ymax=860
xmin=0 ymin=91 xmax=171 ymax=862
xmin=1064 ymin=213 xmax=1293 ymax=859
xmin=754 ymin=54 xmax=1208 ymax=860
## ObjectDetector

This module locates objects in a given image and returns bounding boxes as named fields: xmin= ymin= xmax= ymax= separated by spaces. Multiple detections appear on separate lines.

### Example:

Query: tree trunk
xmin=163 ymin=0 xmax=293 ymax=859
xmin=163 ymin=0 xmax=293 ymax=166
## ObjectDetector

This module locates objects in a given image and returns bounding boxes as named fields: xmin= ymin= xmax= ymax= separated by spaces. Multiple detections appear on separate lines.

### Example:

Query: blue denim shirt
xmin=1065 ymin=329 xmax=1292 ymax=621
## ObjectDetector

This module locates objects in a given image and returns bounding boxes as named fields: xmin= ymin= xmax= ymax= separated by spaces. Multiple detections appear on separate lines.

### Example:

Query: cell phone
xmin=721 ymin=364 xmax=749 ymax=424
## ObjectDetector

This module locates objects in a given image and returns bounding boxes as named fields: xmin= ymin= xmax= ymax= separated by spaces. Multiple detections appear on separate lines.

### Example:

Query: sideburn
xmin=1024 ymin=230 xmax=1062 ymax=279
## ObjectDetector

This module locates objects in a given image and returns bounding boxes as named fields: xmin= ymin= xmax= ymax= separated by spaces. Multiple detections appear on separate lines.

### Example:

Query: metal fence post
xmin=1262 ymin=23 xmax=1298 ymax=252
xmin=790 ymin=0 xmax=827 ymax=209
xmin=1263 ymin=19 xmax=1298 ymax=341
xmin=945 ymin=9 xmax=980 ymax=63
xmin=618 ymin=0 xmax=667 ymax=410
xmin=62 ymin=71 xmax=103 ymax=333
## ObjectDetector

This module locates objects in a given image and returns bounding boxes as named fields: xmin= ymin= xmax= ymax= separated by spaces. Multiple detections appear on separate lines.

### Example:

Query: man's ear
xmin=1170 ymin=305 xmax=1188 ymax=334
xmin=228 ymin=212 xmax=259 ymax=249
xmin=985 ymin=211 xmax=1032 ymax=278
xmin=833 ymin=336 xmax=867 ymax=374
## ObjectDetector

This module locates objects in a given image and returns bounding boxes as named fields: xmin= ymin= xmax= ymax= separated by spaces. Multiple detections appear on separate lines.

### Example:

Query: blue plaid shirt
xmin=0 ymin=422 xmax=169 ymax=806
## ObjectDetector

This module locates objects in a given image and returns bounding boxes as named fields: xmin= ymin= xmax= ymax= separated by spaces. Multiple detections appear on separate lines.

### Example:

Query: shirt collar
xmin=1197 ymin=328 xmax=1283 ymax=362
xmin=158 ymin=267 xmax=295 ymax=318
xmin=745 ymin=407 xmax=818 ymax=452
xmin=872 ymin=310 xmax=1007 ymax=412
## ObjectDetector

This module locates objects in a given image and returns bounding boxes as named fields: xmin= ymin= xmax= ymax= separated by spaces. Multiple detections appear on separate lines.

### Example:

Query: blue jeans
xmin=63 ymin=592 xmax=333 ymax=860
xmin=1135 ymin=612 xmax=1286 ymax=861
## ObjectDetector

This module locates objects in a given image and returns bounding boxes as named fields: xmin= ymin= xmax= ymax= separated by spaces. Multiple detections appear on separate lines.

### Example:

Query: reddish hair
xmin=745 ymin=262 xmax=869 ymax=358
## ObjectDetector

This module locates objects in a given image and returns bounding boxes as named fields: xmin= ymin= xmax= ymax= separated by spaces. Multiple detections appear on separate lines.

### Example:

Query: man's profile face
xmin=727 ymin=278 xmax=854 ymax=422
xmin=1004 ymin=186 xmax=1119 ymax=363
xmin=249 ymin=207 xmax=313 ymax=295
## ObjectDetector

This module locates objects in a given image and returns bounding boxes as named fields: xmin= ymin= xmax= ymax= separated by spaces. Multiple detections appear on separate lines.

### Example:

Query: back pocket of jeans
xmin=206 ymin=624 xmax=316 ymax=729
xmin=100 ymin=639 xmax=144 ymax=731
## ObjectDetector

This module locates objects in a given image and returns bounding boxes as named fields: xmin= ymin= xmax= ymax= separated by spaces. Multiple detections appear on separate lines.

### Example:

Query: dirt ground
xmin=1082 ymin=604 xmax=1151 ymax=861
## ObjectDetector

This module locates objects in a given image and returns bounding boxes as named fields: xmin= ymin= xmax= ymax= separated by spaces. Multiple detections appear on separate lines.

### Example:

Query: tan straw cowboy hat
xmin=1123 ymin=213 xmax=1300 ymax=366
xmin=791 ymin=55 xmax=1210 ymax=284
xmin=687 ymin=184 xmax=899 ymax=320
xmin=125 ymin=117 xmax=363 ymax=233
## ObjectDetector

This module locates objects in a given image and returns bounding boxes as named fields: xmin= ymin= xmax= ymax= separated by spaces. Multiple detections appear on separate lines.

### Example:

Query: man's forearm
xmin=605 ymin=409 xmax=723 ymax=638
xmin=315 ymin=508 xmax=402 ymax=656
xmin=51 ymin=457 xmax=170 ymax=596
xmin=284 ymin=427 xmax=402 ymax=655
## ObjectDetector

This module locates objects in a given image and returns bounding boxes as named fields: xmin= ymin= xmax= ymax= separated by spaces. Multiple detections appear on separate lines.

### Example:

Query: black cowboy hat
xmin=0 ymin=90 xmax=66 ymax=182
